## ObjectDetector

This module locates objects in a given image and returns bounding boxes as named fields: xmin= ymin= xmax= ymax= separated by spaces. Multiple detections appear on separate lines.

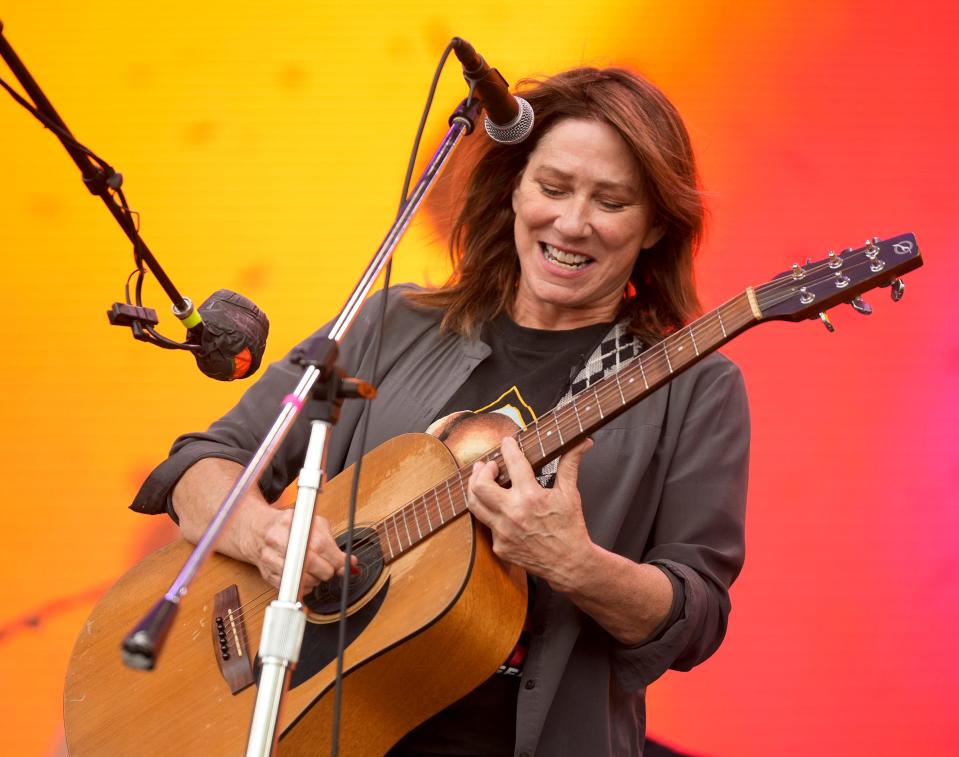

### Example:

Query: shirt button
xmin=524 ymin=678 xmax=536 ymax=690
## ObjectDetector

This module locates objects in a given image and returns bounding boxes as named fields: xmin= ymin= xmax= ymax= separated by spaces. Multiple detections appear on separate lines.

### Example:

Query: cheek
xmin=514 ymin=195 xmax=553 ymax=234
xmin=596 ymin=216 xmax=649 ymax=253
xmin=512 ymin=209 xmax=529 ymax=244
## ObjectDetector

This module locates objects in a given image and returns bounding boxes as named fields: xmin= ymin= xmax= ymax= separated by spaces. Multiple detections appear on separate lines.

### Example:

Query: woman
xmin=133 ymin=67 xmax=749 ymax=755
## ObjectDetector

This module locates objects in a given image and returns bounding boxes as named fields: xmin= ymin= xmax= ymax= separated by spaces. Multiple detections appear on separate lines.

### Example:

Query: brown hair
xmin=408 ymin=67 xmax=704 ymax=342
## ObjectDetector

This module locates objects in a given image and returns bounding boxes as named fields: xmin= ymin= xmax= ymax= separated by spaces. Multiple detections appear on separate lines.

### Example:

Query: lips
xmin=541 ymin=242 xmax=593 ymax=270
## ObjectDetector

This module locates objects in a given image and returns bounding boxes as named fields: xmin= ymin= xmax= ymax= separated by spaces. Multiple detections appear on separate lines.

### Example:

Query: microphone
xmin=188 ymin=290 xmax=269 ymax=380
xmin=451 ymin=37 xmax=534 ymax=144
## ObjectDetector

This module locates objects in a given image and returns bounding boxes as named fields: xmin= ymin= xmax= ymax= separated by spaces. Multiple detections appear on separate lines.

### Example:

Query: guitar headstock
xmin=756 ymin=233 xmax=922 ymax=323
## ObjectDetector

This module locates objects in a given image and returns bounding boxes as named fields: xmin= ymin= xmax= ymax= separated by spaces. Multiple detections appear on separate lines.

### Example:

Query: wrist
xmin=242 ymin=502 xmax=277 ymax=565
xmin=549 ymin=539 xmax=603 ymax=595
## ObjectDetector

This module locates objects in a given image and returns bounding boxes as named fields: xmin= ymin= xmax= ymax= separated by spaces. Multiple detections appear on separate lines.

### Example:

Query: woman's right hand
xmin=252 ymin=507 xmax=356 ymax=591
xmin=173 ymin=458 xmax=354 ymax=592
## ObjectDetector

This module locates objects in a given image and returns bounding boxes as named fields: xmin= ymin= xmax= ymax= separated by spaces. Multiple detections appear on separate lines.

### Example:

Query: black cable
xmin=133 ymin=265 xmax=199 ymax=351
xmin=329 ymin=38 xmax=458 ymax=757
xmin=0 ymin=74 xmax=118 ymax=176
xmin=2 ymin=72 xmax=197 ymax=352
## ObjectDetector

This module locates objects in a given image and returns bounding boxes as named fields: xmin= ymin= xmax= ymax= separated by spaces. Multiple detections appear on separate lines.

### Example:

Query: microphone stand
xmin=0 ymin=19 xmax=202 ymax=338
xmin=247 ymin=94 xmax=482 ymax=755
xmin=121 ymin=94 xmax=483 ymax=756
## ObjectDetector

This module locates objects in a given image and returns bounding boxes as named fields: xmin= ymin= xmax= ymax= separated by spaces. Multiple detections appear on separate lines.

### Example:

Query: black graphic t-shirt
xmin=435 ymin=313 xmax=613 ymax=430
xmin=389 ymin=315 xmax=612 ymax=756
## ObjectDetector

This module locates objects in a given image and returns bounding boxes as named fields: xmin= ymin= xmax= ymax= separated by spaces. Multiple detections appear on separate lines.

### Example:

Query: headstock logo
xmin=892 ymin=240 xmax=914 ymax=256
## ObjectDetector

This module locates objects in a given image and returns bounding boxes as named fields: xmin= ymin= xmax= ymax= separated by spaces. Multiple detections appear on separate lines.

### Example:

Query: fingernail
xmin=350 ymin=565 xmax=361 ymax=576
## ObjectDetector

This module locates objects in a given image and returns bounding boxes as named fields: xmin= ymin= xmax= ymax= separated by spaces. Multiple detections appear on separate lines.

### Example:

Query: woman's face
xmin=510 ymin=117 xmax=663 ymax=330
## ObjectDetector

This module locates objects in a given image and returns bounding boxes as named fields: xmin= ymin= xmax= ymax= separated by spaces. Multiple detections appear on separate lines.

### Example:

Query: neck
xmin=509 ymin=292 xmax=621 ymax=330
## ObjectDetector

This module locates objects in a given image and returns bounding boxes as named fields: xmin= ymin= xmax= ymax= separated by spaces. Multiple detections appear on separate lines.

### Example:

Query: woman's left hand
xmin=467 ymin=435 xmax=595 ymax=592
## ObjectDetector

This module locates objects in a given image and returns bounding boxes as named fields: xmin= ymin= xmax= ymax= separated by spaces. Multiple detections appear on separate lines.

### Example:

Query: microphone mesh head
xmin=484 ymin=97 xmax=535 ymax=144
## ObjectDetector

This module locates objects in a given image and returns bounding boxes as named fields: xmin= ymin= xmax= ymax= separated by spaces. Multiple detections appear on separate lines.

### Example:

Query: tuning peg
xmin=890 ymin=278 xmax=905 ymax=302
xmin=850 ymin=296 xmax=872 ymax=315
xmin=819 ymin=312 xmax=835 ymax=332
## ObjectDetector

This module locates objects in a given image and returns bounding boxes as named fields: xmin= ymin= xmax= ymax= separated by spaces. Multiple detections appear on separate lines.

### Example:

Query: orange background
xmin=1 ymin=2 xmax=957 ymax=755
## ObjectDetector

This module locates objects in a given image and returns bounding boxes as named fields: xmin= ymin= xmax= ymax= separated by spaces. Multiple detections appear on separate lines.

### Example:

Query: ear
xmin=640 ymin=224 xmax=666 ymax=250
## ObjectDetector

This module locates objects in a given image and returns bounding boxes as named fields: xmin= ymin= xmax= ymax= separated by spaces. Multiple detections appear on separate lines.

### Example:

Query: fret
xmin=445 ymin=478 xmax=457 ymax=519
xmin=571 ymin=397 xmax=584 ymax=432
xmin=638 ymin=357 xmax=649 ymax=389
xmin=663 ymin=341 xmax=673 ymax=373
xmin=614 ymin=371 xmax=626 ymax=404
xmin=553 ymin=413 xmax=565 ymax=445
xmin=434 ymin=488 xmax=445 ymax=524
xmin=667 ymin=329 xmax=695 ymax=370
xmin=593 ymin=386 xmax=604 ymax=418
xmin=380 ymin=523 xmax=395 ymax=560
xmin=422 ymin=493 xmax=433 ymax=532
xmin=689 ymin=325 xmax=699 ymax=355
xmin=401 ymin=508 xmax=413 ymax=546
xmin=535 ymin=424 xmax=546 ymax=458
xmin=388 ymin=514 xmax=402 ymax=553
xmin=411 ymin=503 xmax=423 ymax=540
xmin=517 ymin=435 xmax=534 ymax=470
xmin=717 ymin=310 xmax=727 ymax=338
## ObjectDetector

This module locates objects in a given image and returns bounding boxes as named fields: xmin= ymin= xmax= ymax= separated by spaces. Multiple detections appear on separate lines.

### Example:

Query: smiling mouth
xmin=541 ymin=242 xmax=593 ymax=270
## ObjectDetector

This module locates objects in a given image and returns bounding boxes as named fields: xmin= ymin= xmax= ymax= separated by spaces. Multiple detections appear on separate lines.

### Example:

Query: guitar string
xmin=224 ymin=249 xmax=895 ymax=628
xmin=342 ymin=250 xmax=887 ymax=564
xmin=275 ymin=252 xmax=885 ymax=579
xmin=332 ymin=249 xmax=884 ymax=559
xmin=296 ymin=251 xmax=886 ymax=573
xmin=750 ymin=244 xmax=889 ymax=298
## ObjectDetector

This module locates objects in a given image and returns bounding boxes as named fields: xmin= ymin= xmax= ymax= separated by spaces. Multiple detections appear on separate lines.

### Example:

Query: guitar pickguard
xmin=288 ymin=576 xmax=390 ymax=690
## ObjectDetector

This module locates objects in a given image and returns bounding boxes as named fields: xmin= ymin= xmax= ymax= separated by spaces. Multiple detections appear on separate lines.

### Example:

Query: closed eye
xmin=598 ymin=199 xmax=628 ymax=211
xmin=537 ymin=182 xmax=566 ymax=198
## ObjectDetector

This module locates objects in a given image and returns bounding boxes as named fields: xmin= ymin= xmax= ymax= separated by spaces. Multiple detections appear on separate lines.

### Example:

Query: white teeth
xmin=543 ymin=243 xmax=590 ymax=268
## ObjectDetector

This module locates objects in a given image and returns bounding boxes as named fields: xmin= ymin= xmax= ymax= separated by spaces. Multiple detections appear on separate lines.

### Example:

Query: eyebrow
xmin=532 ymin=164 xmax=638 ymax=195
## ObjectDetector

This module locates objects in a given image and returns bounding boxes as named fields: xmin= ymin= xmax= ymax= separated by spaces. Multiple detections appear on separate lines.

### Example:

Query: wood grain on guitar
xmin=64 ymin=434 xmax=527 ymax=756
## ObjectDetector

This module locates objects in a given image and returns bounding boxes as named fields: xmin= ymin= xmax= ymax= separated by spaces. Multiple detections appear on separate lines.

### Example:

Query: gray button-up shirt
xmin=132 ymin=284 xmax=750 ymax=756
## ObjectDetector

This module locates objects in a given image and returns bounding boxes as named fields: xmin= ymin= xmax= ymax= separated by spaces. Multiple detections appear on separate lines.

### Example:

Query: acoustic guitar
xmin=63 ymin=234 xmax=922 ymax=755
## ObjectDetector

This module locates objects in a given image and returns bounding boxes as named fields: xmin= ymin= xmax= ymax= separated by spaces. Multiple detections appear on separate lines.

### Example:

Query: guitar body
xmin=63 ymin=433 xmax=528 ymax=756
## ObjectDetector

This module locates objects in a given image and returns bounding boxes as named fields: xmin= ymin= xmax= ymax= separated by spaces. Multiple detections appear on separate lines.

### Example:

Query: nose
xmin=553 ymin=196 xmax=591 ymax=238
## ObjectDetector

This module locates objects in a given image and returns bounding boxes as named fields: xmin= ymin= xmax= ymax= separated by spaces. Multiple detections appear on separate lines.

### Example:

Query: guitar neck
xmin=515 ymin=288 xmax=762 ymax=471
xmin=374 ymin=289 xmax=762 ymax=563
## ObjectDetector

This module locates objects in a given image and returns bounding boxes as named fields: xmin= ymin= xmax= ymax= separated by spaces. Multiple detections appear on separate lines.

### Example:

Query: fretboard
xmin=374 ymin=289 xmax=761 ymax=563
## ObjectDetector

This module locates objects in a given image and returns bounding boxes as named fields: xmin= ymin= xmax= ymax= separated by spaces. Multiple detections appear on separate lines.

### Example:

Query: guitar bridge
xmin=213 ymin=584 xmax=255 ymax=694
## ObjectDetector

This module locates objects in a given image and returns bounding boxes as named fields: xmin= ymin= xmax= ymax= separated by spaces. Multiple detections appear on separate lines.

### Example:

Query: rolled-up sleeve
xmin=129 ymin=354 xmax=313 ymax=519
xmin=610 ymin=358 xmax=750 ymax=690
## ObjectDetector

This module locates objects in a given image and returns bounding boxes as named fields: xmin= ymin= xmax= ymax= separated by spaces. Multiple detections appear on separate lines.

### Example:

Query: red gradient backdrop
xmin=1 ymin=2 xmax=956 ymax=755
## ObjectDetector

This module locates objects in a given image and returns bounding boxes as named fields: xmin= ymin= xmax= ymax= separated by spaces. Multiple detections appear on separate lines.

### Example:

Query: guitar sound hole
xmin=302 ymin=526 xmax=384 ymax=615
